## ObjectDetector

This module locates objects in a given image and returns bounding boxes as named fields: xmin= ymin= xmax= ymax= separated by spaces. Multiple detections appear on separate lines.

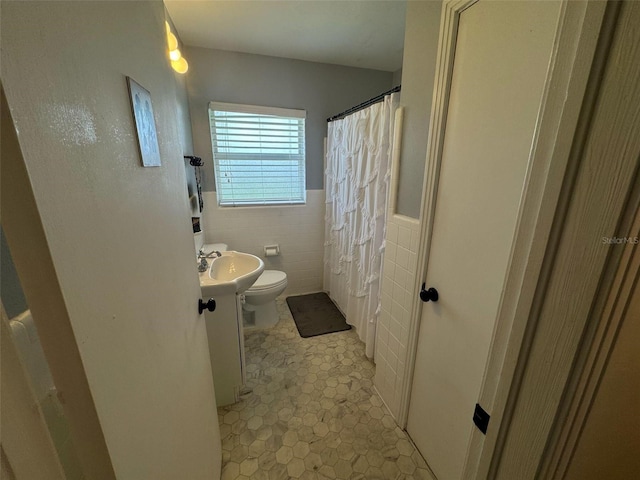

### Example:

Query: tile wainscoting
xmin=201 ymin=190 xmax=326 ymax=295
xmin=375 ymin=214 xmax=421 ymax=420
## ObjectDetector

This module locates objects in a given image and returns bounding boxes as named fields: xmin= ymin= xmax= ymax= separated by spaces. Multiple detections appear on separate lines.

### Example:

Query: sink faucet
xmin=198 ymin=258 xmax=208 ymax=272
xmin=197 ymin=250 xmax=222 ymax=272
xmin=198 ymin=249 xmax=222 ymax=259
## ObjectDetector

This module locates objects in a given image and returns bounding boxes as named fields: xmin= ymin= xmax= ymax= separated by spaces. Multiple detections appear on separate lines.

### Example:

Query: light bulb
xmin=169 ymin=49 xmax=182 ymax=61
xmin=165 ymin=21 xmax=171 ymax=35
xmin=167 ymin=32 xmax=178 ymax=51
xmin=171 ymin=57 xmax=189 ymax=74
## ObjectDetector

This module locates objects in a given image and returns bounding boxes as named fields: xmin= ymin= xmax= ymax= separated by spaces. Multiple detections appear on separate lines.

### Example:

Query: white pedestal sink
xmin=199 ymin=251 xmax=264 ymax=406
xmin=205 ymin=251 xmax=265 ymax=293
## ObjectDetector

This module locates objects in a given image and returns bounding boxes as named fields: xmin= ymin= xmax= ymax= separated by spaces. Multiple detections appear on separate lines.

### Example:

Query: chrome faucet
xmin=197 ymin=250 xmax=222 ymax=272
xmin=198 ymin=249 xmax=222 ymax=259
xmin=198 ymin=258 xmax=208 ymax=272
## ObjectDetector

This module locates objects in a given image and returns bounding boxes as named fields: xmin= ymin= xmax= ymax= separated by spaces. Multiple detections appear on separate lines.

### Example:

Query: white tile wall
xmin=200 ymin=190 xmax=326 ymax=295
xmin=375 ymin=213 xmax=421 ymax=420
xmin=202 ymin=186 xmax=419 ymax=420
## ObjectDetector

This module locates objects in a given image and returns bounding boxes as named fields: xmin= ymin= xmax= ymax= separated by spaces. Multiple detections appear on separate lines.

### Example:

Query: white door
xmin=407 ymin=2 xmax=561 ymax=479
xmin=1 ymin=2 xmax=222 ymax=477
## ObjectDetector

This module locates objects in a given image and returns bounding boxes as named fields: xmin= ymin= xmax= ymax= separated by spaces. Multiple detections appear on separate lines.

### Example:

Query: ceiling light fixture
xmin=165 ymin=20 xmax=189 ymax=74
xmin=167 ymin=32 xmax=178 ymax=51
xmin=171 ymin=57 xmax=189 ymax=74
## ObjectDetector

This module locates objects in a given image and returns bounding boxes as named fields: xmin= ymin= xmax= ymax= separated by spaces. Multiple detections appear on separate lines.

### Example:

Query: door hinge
xmin=473 ymin=403 xmax=490 ymax=435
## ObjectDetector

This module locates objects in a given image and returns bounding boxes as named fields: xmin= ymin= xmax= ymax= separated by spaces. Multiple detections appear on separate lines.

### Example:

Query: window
xmin=209 ymin=102 xmax=306 ymax=206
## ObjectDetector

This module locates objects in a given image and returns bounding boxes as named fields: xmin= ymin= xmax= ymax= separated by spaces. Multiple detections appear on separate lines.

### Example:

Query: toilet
xmin=243 ymin=269 xmax=288 ymax=328
xmin=201 ymin=242 xmax=287 ymax=328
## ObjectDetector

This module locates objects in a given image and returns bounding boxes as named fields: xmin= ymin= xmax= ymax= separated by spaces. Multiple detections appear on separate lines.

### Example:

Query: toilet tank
xmin=9 ymin=310 xmax=56 ymax=402
xmin=203 ymin=243 xmax=228 ymax=253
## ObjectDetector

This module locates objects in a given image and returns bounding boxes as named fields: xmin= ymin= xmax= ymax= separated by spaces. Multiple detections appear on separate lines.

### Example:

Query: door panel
xmin=407 ymin=2 xmax=561 ymax=479
xmin=1 ymin=2 xmax=221 ymax=478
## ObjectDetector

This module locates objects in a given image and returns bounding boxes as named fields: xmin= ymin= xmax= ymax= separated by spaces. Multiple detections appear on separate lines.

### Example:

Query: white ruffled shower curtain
xmin=323 ymin=92 xmax=399 ymax=359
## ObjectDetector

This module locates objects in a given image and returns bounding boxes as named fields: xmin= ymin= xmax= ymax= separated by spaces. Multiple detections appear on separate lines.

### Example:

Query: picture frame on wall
xmin=126 ymin=76 xmax=161 ymax=167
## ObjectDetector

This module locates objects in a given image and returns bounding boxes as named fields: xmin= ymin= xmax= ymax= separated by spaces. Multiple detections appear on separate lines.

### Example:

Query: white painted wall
xmin=1 ymin=2 xmax=221 ymax=478
xmin=202 ymin=191 xmax=325 ymax=295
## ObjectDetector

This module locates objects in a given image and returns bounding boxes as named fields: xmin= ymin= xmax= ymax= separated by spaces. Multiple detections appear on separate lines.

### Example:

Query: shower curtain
xmin=323 ymin=92 xmax=399 ymax=359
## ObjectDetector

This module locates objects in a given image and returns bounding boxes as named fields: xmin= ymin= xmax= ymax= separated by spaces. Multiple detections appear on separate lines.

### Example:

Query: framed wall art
xmin=126 ymin=76 xmax=161 ymax=167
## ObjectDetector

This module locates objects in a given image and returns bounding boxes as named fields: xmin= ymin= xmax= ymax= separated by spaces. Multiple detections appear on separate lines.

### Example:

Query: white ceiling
xmin=164 ymin=1 xmax=407 ymax=72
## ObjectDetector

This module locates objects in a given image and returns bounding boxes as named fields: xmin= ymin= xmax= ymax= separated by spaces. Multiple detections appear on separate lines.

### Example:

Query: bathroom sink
xmin=204 ymin=251 xmax=264 ymax=294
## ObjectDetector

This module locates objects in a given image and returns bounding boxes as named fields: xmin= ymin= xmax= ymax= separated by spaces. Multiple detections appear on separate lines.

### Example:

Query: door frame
xmin=398 ymin=0 xmax=612 ymax=478
xmin=487 ymin=1 xmax=640 ymax=476
xmin=539 ymin=174 xmax=640 ymax=478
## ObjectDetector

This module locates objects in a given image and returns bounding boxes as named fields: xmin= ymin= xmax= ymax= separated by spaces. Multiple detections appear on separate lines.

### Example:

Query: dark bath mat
xmin=286 ymin=292 xmax=351 ymax=338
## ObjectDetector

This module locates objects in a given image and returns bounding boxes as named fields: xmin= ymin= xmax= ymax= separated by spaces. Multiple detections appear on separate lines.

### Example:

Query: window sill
xmin=218 ymin=201 xmax=307 ymax=209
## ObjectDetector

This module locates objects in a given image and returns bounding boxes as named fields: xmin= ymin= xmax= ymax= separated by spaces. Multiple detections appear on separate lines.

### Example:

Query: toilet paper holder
xmin=264 ymin=245 xmax=280 ymax=257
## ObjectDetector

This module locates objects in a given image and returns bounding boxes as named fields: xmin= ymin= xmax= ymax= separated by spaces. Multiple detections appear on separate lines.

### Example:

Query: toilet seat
xmin=246 ymin=270 xmax=287 ymax=293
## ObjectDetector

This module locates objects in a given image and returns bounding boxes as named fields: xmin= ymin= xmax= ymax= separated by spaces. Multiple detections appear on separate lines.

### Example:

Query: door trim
xmin=467 ymin=1 xmax=613 ymax=478
xmin=489 ymin=1 xmax=640 ymax=476
xmin=540 ymin=176 xmax=640 ymax=478
xmin=399 ymin=1 xmax=611 ymax=478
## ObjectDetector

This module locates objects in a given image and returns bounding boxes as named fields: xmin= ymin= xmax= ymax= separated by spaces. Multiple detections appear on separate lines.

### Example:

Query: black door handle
xmin=420 ymin=284 xmax=439 ymax=302
xmin=198 ymin=298 xmax=216 ymax=314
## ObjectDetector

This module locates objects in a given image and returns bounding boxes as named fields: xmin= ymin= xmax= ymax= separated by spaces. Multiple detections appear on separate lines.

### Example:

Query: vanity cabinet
xmin=201 ymin=286 xmax=245 ymax=406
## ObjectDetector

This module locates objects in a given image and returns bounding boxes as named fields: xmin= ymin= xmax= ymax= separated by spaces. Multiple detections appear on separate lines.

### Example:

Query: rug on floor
xmin=286 ymin=292 xmax=351 ymax=338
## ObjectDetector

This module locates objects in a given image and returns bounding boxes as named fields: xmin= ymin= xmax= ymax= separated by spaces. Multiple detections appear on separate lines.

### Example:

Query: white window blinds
xmin=209 ymin=102 xmax=306 ymax=206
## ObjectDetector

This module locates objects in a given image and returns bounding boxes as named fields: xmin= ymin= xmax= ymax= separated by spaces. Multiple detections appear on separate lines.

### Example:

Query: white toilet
xmin=200 ymin=241 xmax=287 ymax=328
xmin=243 ymin=269 xmax=288 ymax=328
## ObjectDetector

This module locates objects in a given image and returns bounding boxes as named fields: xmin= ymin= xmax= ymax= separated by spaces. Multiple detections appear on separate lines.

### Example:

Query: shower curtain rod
xmin=326 ymin=85 xmax=401 ymax=122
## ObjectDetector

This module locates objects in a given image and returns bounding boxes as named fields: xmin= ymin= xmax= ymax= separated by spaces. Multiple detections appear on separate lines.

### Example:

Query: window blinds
xmin=209 ymin=102 xmax=306 ymax=206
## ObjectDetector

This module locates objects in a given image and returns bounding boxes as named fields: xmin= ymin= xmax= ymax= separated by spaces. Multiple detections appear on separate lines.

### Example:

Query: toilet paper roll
xmin=264 ymin=245 xmax=280 ymax=257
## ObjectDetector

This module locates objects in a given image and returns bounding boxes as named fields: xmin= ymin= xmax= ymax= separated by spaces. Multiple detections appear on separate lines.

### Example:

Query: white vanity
xmin=197 ymin=244 xmax=264 ymax=406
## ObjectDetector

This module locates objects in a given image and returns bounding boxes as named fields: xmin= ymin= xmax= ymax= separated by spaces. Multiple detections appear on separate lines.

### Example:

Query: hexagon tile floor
xmin=218 ymin=298 xmax=436 ymax=480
